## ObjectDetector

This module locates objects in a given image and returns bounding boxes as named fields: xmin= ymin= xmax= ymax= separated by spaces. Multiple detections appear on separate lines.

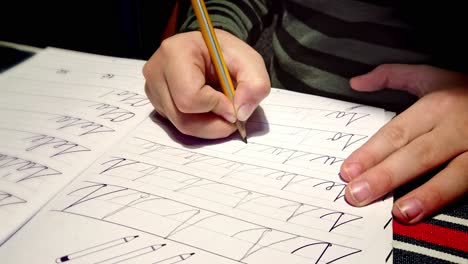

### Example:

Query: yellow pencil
xmin=190 ymin=0 xmax=248 ymax=143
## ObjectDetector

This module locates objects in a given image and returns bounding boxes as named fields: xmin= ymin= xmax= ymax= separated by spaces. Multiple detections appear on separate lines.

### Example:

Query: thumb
xmin=214 ymin=29 xmax=271 ymax=121
xmin=225 ymin=49 xmax=270 ymax=122
xmin=350 ymin=64 xmax=468 ymax=98
xmin=212 ymin=29 xmax=271 ymax=121
xmin=235 ymin=77 xmax=271 ymax=121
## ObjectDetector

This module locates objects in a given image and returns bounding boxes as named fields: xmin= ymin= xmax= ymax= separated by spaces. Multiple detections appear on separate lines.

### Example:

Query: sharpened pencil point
xmin=191 ymin=0 xmax=249 ymax=142
xmin=235 ymin=120 xmax=247 ymax=144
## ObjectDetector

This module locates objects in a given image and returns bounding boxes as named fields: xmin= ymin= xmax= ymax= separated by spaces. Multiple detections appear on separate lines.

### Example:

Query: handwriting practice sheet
xmin=0 ymin=48 xmax=394 ymax=263
xmin=0 ymin=48 xmax=153 ymax=244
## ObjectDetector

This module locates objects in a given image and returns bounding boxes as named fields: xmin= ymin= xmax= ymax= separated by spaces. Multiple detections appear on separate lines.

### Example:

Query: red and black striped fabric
xmin=393 ymin=201 xmax=467 ymax=263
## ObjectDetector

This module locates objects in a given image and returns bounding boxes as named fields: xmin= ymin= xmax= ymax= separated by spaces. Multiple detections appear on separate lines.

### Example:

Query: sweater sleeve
xmin=179 ymin=0 xmax=273 ymax=45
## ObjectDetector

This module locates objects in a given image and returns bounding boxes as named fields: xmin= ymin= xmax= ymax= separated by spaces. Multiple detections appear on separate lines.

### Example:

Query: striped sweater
xmin=180 ymin=1 xmax=468 ymax=263
xmin=180 ymin=0 xmax=467 ymax=112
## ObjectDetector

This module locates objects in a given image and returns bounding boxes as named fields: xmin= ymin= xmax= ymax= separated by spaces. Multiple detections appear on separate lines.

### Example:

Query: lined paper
xmin=0 ymin=48 xmax=153 ymax=244
xmin=0 ymin=48 xmax=393 ymax=263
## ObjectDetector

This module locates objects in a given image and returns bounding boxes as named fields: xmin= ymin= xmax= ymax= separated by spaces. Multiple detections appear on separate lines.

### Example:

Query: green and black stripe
xmin=180 ymin=0 xmax=466 ymax=112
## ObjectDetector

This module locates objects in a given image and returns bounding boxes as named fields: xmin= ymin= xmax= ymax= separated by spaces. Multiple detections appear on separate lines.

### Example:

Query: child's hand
xmin=341 ymin=64 xmax=468 ymax=224
xmin=143 ymin=29 xmax=270 ymax=139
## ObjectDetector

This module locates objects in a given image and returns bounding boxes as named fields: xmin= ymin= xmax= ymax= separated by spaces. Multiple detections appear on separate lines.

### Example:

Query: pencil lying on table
xmin=190 ymin=0 xmax=248 ymax=143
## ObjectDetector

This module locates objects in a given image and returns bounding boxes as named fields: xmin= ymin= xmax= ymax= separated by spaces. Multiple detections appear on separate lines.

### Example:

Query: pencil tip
xmin=235 ymin=120 xmax=248 ymax=144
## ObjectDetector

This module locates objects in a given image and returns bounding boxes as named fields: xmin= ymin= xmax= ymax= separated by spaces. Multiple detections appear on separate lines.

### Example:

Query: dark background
xmin=0 ymin=0 xmax=188 ymax=60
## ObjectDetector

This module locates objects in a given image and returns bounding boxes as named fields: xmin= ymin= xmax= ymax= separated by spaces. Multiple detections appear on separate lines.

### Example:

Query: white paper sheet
xmin=0 ymin=48 xmax=153 ymax=244
xmin=0 ymin=48 xmax=393 ymax=263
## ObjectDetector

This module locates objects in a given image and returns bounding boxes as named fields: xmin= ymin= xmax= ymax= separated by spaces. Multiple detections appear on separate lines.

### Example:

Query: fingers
xmin=165 ymin=63 xmax=237 ymax=122
xmin=161 ymin=34 xmax=237 ymax=123
xmin=350 ymin=64 xmax=428 ymax=96
xmin=341 ymin=84 xmax=468 ymax=224
xmin=164 ymin=29 xmax=270 ymax=123
xmin=340 ymin=96 xmax=438 ymax=181
xmin=144 ymin=83 xmax=165 ymax=118
xmin=171 ymin=112 xmax=237 ymax=139
xmin=143 ymin=33 xmax=238 ymax=139
xmin=392 ymin=151 xmax=468 ymax=224
xmin=344 ymin=124 xmax=465 ymax=207
xmin=350 ymin=64 xmax=468 ymax=97
xmin=149 ymin=71 xmax=237 ymax=139
xmin=144 ymin=30 xmax=270 ymax=139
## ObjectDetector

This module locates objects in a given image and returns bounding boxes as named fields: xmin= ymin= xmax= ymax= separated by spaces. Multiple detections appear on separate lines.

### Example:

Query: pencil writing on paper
xmin=0 ymin=49 xmax=392 ymax=263
xmin=0 ymin=48 xmax=153 ymax=244
xmin=191 ymin=0 xmax=248 ymax=143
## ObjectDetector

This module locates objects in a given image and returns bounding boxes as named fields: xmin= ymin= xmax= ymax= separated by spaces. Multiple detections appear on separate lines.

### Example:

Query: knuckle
xmin=373 ymin=64 xmax=393 ymax=79
xmin=157 ymin=38 xmax=181 ymax=61
xmin=142 ymin=62 xmax=152 ymax=79
xmin=159 ymin=32 xmax=197 ymax=57
xmin=144 ymin=83 xmax=166 ymax=116
xmin=173 ymin=93 xmax=197 ymax=113
xmin=437 ymin=92 xmax=457 ymax=108
xmin=428 ymin=89 xmax=458 ymax=112
xmin=414 ymin=141 xmax=437 ymax=169
xmin=142 ymin=59 xmax=164 ymax=82
xmin=257 ymin=79 xmax=272 ymax=98
xmin=250 ymin=80 xmax=270 ymax=100
xmin=374 ymin=64 xmax=390 ymax=73
xmin=207 ymin=93 xmax=221 ymax=110
xmin=251 ymin=49 xmax=265 ymax=63
xmin=158 ymin=38 xmax=174 ymax=54
xmin=381 ymin=125 xmax=409 ymax=149
xmin=144 ymin=83 xmax=151 ymax=97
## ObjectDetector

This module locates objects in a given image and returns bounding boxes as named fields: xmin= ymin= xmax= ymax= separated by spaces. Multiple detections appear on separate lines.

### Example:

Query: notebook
xmin=0 ymin=47 xmax=394 ymax=263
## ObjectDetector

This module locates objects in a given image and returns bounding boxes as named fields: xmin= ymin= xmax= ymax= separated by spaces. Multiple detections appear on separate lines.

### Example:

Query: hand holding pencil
xmin=143 ymin=1 xmax=270 ymax=140
xmin=191 ymin=0 xmax=249 ymax=142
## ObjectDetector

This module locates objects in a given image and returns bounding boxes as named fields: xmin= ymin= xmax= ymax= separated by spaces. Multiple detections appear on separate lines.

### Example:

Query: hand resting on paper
xmin=143 ymin=29 xmax=270 ymax=139
xmin=143 ymin=31 xmax=467 ymax=225
xmin=341 ymin=64 xmax=468 ymax=224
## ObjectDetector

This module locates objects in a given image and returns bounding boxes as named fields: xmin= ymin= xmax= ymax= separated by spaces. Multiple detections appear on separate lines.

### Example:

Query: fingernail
xmin=237 ymin=104 xmax=255 ymax=121
xmin=342 ymin=163 xmax=362 ymax=182
xmin=222 ymin=112 xmax=237 ymax=123
xmin=396 ymin=198 xmax=423 ymax=222
xmin=349 ymin=180 xmax=371 ymax=205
